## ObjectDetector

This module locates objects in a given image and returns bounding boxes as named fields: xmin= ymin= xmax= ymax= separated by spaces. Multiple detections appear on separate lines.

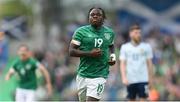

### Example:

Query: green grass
xmin=0 ymin=58 xmax=18 ymax=101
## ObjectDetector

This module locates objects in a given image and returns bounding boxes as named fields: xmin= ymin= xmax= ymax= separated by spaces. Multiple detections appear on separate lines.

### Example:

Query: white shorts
xmin=76 ymin=75 xmax=106 ymax=101
xmin=16 ymin=88 xmax=36 ymax=102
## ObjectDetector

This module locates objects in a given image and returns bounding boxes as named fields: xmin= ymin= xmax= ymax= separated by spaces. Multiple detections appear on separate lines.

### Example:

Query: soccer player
xmin=119 ymin=24 xmax=153 ymax=101
xmin=5 ymin=44 xmax=52 ymax=102
xmin=69 ymin=7 xmax=116 ymax=101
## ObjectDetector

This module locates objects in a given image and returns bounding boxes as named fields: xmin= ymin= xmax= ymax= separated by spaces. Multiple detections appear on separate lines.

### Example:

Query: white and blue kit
xmin=119 ymin=42 xmax=153 ymax=99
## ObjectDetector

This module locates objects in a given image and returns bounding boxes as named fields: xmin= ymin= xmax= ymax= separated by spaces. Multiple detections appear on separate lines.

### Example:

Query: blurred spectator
xmin=149 ymin=88 xmax=160 ymax=101
xmin=66 ymin=21 xmax=81 ymax=39
xmin=0 ymin=31 xmax=8 ymax=74
xmin=165 ymin=58 xmax=180 ymax=100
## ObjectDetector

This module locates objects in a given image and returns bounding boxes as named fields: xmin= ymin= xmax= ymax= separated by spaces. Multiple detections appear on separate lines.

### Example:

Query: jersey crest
xmin=140 ymin=48 xmax=146 ymax=55
xmin=26 ymin=64 xmax=31 ymax=70
xmin=104 ymin=33 xmax=110 ymax=40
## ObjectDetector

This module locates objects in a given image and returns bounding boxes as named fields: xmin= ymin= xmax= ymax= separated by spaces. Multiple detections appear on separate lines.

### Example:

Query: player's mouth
xmin=92 ymin=19 xmax=99 ymax=23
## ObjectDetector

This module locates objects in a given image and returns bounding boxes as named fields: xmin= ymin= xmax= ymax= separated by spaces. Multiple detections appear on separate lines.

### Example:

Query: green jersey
xmin=12 ymin=57 xmax=40 ymax=90
xmin=72 ymin=25 xmax=115 ymax=78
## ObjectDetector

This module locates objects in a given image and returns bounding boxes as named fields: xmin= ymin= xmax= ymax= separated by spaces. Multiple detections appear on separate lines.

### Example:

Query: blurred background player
xmin=0 ymin=31 xmax=8 ymax=74
xmin=119 ymin=24 xmax=154 ymax=101
xmin=69 ymin=7 xmax=116 ymax=101
xmin=5 ymin=44 xmax=52 ymax=102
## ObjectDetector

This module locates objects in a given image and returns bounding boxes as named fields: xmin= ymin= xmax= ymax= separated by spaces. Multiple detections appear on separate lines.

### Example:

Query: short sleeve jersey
xmin=12 ymin=57 xmax=40 ymax=89
xmin=72 ymin=25 xmax=115 ymax=78
xmin=119 ymin=42 xmax=153 ymax=84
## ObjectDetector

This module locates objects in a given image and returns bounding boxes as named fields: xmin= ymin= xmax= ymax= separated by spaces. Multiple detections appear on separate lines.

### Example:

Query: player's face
xmin=130 ymin=29 xmax=141 ymax=43
xmin=89 ymin=9 xmax=104 ymax=27
xmin=18 ymin=47 xmax=30 ymax=61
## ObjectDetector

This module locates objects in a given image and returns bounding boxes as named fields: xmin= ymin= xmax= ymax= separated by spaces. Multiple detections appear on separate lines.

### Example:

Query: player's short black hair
xmin=88 ymin=7 xmax=106 ymax=19
xmin=129 ymin=23 xmax=141 ymax=31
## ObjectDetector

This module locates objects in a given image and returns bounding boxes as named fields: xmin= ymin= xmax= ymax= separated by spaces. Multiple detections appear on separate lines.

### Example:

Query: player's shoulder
xmin=119 ymin=42 xmax=131 ymax=51
xmin=140 ymin=42 xmax=152 ymax=48
xmin=29 ymin=57 xmax=39 ymax=64
xmin=103 ymin=25 xmax=114 ymax=33
xmin=121 ymin=42 xmax=131 ymax=48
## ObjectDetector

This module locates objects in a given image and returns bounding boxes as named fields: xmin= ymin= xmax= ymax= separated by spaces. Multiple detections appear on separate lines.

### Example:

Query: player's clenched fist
xmin=108 ymin=54 xmax=116 ymax=66
xmin=122 ymin=77 xmax=129 ymax=86
xmin=90 ymin=48 xmax=102 ymax=57
xmin=46 ymin=83 xmax=53 ymax=97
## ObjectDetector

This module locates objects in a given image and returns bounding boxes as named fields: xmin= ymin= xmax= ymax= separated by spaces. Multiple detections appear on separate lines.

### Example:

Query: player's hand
xmin=5 ymin=75 xmax=10 ymax=81
xmin=90 ymin=48 xmax=102 ymax=57
xmin=108 ymin=59 xmax=116 ymax=66
xmin=46 ymin=83 xmax=53 ymax=97
xmin=148 ymin=77 xmax=153 ymax=89
xmin=122 ymin=77 xmax=129 ymax=86
xmin=108 ymin=54 xmax=116 ymax=66
xmin=108 ymin=60 xmax=116 ymax=66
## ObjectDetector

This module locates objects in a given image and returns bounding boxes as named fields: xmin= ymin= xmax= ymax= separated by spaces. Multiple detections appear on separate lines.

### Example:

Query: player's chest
xmin=81 ymin=31 xmax=111 ymax=48
xmin=126 ymin=47 xmax=147 ymax=60
xmin=16 ymin=62 xmax=34 ymax=75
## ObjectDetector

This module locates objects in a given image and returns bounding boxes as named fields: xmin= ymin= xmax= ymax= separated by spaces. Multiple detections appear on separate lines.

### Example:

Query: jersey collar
xmin=130 ymin=41 xmax=142 ymax=47
xmin=89 ymin=25 xmax=104 ymax=33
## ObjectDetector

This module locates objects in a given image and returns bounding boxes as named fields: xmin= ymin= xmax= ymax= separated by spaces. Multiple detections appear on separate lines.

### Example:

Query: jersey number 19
xmin=94 ymin=38 xmax=103 ymax=47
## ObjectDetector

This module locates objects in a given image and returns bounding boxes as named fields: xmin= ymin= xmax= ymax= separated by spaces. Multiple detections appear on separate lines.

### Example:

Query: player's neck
xmin=21 ymin=57 xmax=30 ymax=62
xmin=131 ymin=40 xmax=140 ymax=46
xmin=91 ymin=25 xmax=102 ymax=30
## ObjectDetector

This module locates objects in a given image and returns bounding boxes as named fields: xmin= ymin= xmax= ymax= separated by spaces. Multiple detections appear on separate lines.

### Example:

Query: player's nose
xmin=93 ymin=14 xmax=99 ymax=18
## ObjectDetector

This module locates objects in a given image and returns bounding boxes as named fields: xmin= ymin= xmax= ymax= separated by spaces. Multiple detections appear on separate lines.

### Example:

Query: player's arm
xmin=120 ymin=59 xmax=128 ymax=85
xmin=108 ymin=44 xmax=116 ymax=65
xmin=108 ymin=31 xmax=116 ymax=65
xmin=5 ymin=68 xmax=15 ymax=81
xmin=119 ymin=45 xmax=128 ymax=85
xmin=147 ymin=58 xmax=153 ymax=88
xmin=69 ymin=40 xmax=101 ymax=57
xmin=38 ymin=63 xmax=53 ymax=96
